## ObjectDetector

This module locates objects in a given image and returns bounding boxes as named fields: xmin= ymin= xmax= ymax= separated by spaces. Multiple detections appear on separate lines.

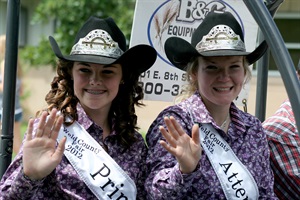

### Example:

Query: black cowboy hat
xmin=49 ymin=16 xmax=157 ymax=74
xmin=164 ymin=11 xmax=268 ymax=70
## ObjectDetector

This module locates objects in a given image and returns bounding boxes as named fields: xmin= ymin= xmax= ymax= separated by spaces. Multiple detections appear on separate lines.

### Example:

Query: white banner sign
xmin=130 ymin=0 xmax=259 ymax=105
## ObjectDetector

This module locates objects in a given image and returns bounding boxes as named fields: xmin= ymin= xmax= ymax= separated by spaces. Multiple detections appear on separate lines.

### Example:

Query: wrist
xmin=22 ymin=171 xmax=45 ymax=184
xmin=179 ymin=163 xmax=199 ymax=174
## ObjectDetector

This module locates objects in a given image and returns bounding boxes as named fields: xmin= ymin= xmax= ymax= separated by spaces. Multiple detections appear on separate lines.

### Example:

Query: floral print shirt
xmin=145 ymin=92 xmax=278 ymax=200
xmin=0 ymin=104 xmax=148 ymax=199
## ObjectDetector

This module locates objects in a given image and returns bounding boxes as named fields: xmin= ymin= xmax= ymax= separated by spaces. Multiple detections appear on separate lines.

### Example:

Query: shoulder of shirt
xmin=232 ymin=105 xmax=262 ymax=127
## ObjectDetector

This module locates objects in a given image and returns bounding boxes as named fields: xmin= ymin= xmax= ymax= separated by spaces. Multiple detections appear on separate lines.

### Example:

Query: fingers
xmin=42 ymin=109 xmax=58 ymax=138
xmin=25 ymin=118 xmax=35 ymax=142
xmin=162 ymin=116 xmax=183 ymax=140
xmin=50 ymin=115 xmax=64 ymax=141
xmin=35 ymin=108 xmax=62 ymax=138
xmin=160 ymin=115 xmax=189 ymax=145
xmin=159 ymin=140 xmax=176 ymax=155
xmin=159 ymin=125 xmax=177 ymax=147
xmin=45 ymin=108 xmax=63 ymax=139
xmin=35 ymin=111 xmax=48 ymax=137
xmin=191 ymin=123 xmax=200 ymax=145
xmin=169 ymin=116 xmax=185 ymax=136
xmin=53 ymin=136 xmax=66 ymax=162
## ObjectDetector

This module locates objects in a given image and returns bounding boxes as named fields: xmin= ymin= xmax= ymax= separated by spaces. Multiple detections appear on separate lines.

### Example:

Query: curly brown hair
xmin=42 ymin=59 xmax=145 ymax=148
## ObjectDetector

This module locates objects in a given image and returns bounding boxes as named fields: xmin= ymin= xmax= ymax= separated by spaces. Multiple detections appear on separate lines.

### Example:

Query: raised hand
xmin=159 ymin=116 xmax=202 ymax=174
xmin=22 ymin=108 xmax=66 ymax=180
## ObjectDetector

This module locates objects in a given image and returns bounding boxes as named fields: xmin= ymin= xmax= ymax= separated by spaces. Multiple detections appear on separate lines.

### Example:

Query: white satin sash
xmin=199 ymin=123 xmax=259 ymax=200
xmin=57 ymin=121 xmax=137 ymax=200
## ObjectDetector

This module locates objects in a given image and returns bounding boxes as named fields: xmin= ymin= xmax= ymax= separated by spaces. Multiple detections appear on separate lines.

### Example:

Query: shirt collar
xmin=184 ymin=91 xmax=248 ymax=134
xmin=76 ymin=103 xmax=94 ymax=130
xmin=185 ymin=91 xmax=214 ymax=124
xmin=76 ymin=103 xmax=118 ymax=136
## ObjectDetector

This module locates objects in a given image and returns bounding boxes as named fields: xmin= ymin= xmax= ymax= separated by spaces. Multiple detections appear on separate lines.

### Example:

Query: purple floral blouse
xmin=0 ymin=104 xmax=148 ymax=199
xmin=145 ymin=92 xmax=278 ymax=200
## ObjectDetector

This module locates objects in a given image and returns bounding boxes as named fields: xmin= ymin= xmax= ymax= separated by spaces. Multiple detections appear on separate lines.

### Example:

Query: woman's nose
xmin=219 ymin=69 xmax=230 ymax=80
xmin=89 ymin=74 xmax=102 ymax=85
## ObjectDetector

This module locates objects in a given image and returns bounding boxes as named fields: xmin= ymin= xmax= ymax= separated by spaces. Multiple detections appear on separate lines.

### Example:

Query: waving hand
xmin=23 ymin=108 xmax=66 ymax=180
xmin=159 ymin=116 xmax=202 ymax=174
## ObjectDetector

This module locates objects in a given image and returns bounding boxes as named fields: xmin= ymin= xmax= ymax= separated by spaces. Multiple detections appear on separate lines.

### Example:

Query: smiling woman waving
xmin=0 ymin=16 xmax=157 ymax=200
xmin=145 ymin=11 xmax=278 ymax=200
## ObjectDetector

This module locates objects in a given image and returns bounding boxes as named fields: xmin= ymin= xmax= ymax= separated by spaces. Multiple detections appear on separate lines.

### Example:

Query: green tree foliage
xmin=20 ymin=0 xmax=136 ymax=68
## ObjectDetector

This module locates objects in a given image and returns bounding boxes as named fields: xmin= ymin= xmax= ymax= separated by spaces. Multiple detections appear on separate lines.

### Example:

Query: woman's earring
xmin=120 ymin=80 xmax=125 ymax=85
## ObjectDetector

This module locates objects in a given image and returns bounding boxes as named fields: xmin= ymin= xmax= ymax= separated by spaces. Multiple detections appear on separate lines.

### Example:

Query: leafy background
xmin=20 ymin=0 xmax=136 ymax=68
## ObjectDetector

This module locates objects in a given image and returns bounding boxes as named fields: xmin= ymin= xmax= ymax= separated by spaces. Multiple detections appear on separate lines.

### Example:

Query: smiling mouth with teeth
xmin=86 ymin=89 xmax=105 ymax=95
xmin=215 ymin=87 xmax=231 ymax=92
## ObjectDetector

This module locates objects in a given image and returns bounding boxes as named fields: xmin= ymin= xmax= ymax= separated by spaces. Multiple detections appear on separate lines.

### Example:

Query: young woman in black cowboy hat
xmin=145 ymin=11 xmax=278 ymax=199
xmin=0 ymin=16 xmax=157 ymax=199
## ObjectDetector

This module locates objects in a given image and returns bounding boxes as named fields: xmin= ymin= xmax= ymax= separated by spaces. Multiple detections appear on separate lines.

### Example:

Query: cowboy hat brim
xmin=164 ymin=37 xmax=268 ymax=71
xmin=49 ymin=36 xmax=157 ymax=74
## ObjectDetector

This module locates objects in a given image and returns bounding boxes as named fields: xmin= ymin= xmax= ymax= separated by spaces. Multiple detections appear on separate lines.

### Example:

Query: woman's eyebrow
xmin=77 ymin=62 xmax=91 ymax=67
xmin=103 ymin=64 xmax=118 ymax=68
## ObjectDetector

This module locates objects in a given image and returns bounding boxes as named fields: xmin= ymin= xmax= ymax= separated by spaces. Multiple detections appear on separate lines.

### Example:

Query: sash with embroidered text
xmin=57 ymin=121 xmax=137 ymax=200
xmin=199 ymin=123 xmax=259 ymax=200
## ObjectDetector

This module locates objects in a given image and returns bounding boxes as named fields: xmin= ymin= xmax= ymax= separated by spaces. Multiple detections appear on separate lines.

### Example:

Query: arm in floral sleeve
xmin=0 ymin=110 xmax=64 ymax=199
xmin=135 ymin=134 xmax=149 ymax=200
xmin=145 ymin=108 xmax=200 ymax=199
xmin=0 ymin=152 xmax=45 ymax=199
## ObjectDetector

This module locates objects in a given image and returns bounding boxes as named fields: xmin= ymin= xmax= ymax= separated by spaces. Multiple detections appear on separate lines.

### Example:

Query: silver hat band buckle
xmin=70 ymin=29 xmax=124 ymax=58
xmin=196 ymin=25 xmax=246 ymax=53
